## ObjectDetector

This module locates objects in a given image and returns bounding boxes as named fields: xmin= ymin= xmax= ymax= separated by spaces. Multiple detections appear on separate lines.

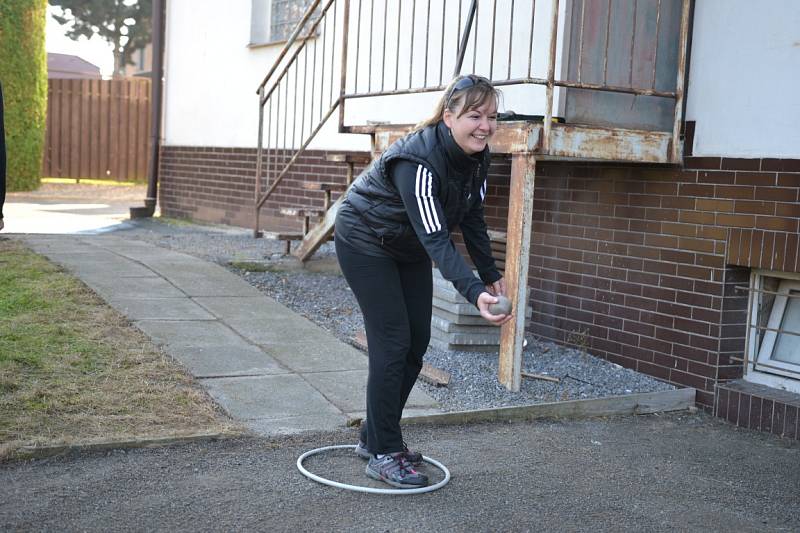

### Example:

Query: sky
xmin=45 ymin=5 xmax=115 ymax=78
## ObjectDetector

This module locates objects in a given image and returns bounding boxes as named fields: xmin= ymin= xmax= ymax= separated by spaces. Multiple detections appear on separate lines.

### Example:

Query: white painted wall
xmin=163 ymin=0 xmax=567 ymax=150
xmin=686 ymin=1 xmax=800 ymax=158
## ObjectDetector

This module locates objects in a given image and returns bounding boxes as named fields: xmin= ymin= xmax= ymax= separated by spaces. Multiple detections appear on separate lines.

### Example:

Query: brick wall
xmin=522 ymin=156 xmax=800 ymax=409
xmin=159 ymin=146 xmax=800 ymax=410
xmin=159 ymin=146 xmax=368 ymax=229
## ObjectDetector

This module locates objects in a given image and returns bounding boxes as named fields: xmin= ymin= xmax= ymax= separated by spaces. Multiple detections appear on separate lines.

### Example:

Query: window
xmin=250 ymin=0 xmax=317 ymax=46
xmin=746 ymin=272 xmax=800 ymax=389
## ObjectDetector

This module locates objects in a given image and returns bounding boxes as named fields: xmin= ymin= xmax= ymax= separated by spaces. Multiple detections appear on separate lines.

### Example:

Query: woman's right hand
xmin=477 ymin=291 xmax=513 ymax=325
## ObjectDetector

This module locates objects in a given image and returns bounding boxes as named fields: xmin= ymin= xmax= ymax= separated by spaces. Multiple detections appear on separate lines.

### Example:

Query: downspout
xmin=131 ymin=0 xmax=166 ymax=218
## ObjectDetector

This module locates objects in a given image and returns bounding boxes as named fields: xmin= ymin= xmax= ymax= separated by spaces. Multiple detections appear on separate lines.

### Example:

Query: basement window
xmin=747 ymin=272 xmax=800 ymax=389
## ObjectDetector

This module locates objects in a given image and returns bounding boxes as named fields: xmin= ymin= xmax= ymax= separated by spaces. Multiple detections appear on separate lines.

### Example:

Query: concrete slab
xmin=303 ymin=369 xmax=438 ymax=412
xmin=222 ymin=317 xmax=336 ymax=347
xmin=110 ymin=298 xmax=216 ymax=321
xmin=45 ymin=254 xmax=157 ymax=278
xmin=82 ymin=276 xmax=185 ymax=299
xmin=200 ymin=374 xmax=342 ymax=420
xmin=264 ymin=341 xmax=368 ymax=373
xmin=112 ymin=260 xmax=262 ymax=297
xmin=163 ymin=344 xmax=287 ymax=379
xmin=246 ymin=413 xmax=347 ymax=436
xmin=134 ymin=320 xmax=248 ymax=349
xmin=193 ymin=296 xmax=291 ymax=322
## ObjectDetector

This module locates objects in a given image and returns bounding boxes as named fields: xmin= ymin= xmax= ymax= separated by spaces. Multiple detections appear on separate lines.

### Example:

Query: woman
xmin=334 ymin=74 xmax=512 ymax=489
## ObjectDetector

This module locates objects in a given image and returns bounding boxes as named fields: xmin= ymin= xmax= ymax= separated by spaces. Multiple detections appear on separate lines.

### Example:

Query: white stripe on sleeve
xmin=425 ymin=169 xmax=442 ymax=231
xmin=480 ymin=178 xmax=487 ymax=202
xmin=415 ymin=165 xmax=433 ymax=234
xmin=414 ymin=165 xmax=441 ymax=234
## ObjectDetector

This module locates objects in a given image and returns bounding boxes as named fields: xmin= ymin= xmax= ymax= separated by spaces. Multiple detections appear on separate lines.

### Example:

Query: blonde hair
xmin=415 ymin=75 xmax=499 ymax=131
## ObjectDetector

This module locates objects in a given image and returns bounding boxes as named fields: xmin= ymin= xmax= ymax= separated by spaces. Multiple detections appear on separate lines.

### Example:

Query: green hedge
xmin=0 ymin=0 xmax=47 ymax=191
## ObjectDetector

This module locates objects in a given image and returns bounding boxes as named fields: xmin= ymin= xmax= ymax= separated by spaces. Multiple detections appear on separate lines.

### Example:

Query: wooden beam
xmin=498 ymin=154 xmax=536 ymax=392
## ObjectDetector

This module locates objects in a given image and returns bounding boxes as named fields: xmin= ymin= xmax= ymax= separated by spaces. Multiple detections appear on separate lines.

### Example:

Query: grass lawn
xmin=0 ymin=238 xmax=237 ymax=459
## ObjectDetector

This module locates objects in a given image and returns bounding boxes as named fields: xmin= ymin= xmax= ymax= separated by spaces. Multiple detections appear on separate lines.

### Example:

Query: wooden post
xmin=498 ymin=154 xmax=536 ymax=392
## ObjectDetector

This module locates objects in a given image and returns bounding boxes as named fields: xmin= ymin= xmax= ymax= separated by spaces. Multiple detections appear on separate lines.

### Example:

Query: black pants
xmin=335 ymin=237 xmax=432 ymax=454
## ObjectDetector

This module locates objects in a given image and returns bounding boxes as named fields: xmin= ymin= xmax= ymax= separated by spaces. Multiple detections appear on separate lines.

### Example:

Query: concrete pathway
xmin=19 ymin=234 xmax=440 ymax=436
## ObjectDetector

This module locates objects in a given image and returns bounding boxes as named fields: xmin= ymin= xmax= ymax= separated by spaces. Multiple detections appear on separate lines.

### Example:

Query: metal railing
xmin=254 ymin=0 xmax=691 ymax=235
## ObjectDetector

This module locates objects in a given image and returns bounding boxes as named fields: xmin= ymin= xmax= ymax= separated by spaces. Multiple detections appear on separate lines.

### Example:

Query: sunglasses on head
xmin=446 ymin=75 xmax=491 ymax=106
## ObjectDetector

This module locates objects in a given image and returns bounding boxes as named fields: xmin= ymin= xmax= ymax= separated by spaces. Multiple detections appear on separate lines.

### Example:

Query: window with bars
xmin=747 ymin=272 xmax=800 ymax=383
xmin=250 ymin=0 xmax=316 ymax=46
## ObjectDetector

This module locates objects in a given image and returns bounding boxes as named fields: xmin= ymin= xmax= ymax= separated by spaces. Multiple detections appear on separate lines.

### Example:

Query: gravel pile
xmin=124 ymin=219 xmax=675 ymax=411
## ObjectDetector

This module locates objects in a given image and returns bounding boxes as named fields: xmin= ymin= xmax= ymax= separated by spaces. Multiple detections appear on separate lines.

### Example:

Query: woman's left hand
xmin=485 ymin=277 xmax=506 ymax=297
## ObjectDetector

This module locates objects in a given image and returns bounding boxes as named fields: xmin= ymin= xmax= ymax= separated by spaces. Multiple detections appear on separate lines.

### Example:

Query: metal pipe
xmin=424 ymin=0 xmax=431 ymax=86
xmin=439 ymin=0 xmax=447 ymax=85
xmin=382 ymin=0 xmax=388 ymax=90
xmin=489 ymin=0 xmax=498 ymax=79
xmin=354 ymin=0 xmax=361 ymax=90
xmin=454 ymin=0 xmax=477 ymax=77
xmin=368 ymin=0 xmax=374 ymax=92
xmin=628 ymin=0 xmax=637 ymax=86
xmin=527 ymin=0 xmax=536 ymax=78
xmin=603 ymin=0 xmax=611 ymax=85
xmin=338 ymin=0 xmax=351 ymax=132
xmin=543 ymin=0 xmax=560 ymax=153
xmin=342 ymin=76 xmax=678 ymax=100
xmin=409 ymin=0 xmax=416 ymax=87
xmin=395 ymin=0 xmax=402 ymax=90
xmin=508 ymin=0 xmax=515 ymax=80
xmin=254 ymin=86 xmax=265 ymax=236
xmin=130 ymin=0 xmax=165 ymax=219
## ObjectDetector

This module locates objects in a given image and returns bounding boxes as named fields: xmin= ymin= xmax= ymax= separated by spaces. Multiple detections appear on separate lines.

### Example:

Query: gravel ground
xmin=122 ymin=218 xmax=675 ymax=411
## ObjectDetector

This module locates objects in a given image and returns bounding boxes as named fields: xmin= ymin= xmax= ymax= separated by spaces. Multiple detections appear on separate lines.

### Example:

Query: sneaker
xmin=354 ymin=441 xmax=370 ymax=460
xmin=355 ymin=440 xmax=423 ymax=466
xmin=366 ymin=453 xmax=428 ymax=489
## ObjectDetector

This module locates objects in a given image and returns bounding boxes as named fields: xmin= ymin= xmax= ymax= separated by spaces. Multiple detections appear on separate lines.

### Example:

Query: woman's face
xmin=443 ymin=97 xmax=498 ymax=155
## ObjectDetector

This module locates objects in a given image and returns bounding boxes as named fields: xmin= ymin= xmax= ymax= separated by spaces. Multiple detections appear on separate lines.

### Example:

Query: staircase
xmin=253 ymin=0 xmax=692 ymax=391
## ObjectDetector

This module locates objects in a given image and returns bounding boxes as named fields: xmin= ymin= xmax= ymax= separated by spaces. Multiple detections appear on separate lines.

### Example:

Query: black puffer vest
xmin=343 ymin=121 xmax=489 ymax=260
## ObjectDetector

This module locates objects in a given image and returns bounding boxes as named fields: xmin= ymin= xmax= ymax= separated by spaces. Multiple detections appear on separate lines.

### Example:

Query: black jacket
xmin=336 ymin=121 xmax=501 ymax=305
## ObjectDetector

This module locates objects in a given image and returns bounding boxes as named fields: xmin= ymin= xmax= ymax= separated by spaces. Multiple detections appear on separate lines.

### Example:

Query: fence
xmin=43 ymin=78 xmax=151 ymax=181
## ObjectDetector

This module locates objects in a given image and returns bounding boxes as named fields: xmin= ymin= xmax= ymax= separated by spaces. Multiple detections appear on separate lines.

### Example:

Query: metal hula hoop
xmin=296 ymin=444 xmax=451 ymax=495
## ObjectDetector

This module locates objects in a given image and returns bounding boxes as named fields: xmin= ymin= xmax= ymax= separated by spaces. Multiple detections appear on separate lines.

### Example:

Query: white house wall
xmin=163 ymin=0 xmax=567 ymax=151
xmin=686 ymin=0 xmax=800 ymax=158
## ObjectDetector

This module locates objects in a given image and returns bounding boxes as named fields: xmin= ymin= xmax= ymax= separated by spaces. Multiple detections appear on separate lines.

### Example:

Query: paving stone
xmin=110 ymin=298 xmax=216 ymax=321
xmin=200 ymin=374 xmax=341 ymax=420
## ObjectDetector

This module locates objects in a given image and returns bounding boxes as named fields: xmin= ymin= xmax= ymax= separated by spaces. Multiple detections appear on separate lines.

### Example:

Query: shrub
xmin=0 ymin=0 xmax=48 ymax=191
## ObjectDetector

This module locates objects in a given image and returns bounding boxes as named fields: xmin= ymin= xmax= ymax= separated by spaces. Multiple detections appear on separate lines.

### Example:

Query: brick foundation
xmin=159 ymin=146 xmax=800 ymax=429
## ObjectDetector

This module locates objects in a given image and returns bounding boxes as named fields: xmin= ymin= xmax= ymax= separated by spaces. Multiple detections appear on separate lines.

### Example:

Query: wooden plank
xmin=419 ymin=363 xmax=451 ymax=387
xmin=99 ymin=80 xmax=110 ymax=178
xmin=59 ymin=79 xmax=71 ymax=178
xmin=79 ymin=79 xmax=91 ymax=178
xmin=126 ymin=80 xmax=139 ymax=181
xmin=325 ymin=152 xmax=372 ymax=165
xmin=521 ymin=371 xmax=560 ymax=383
xmin=89 ymin=79 xmax=101 ymax=178
xmin=293 ymin=191 xmax=347 ymax=261
xmin=43 ymin=81 xmax=54 ymax=176
xmin=69 ymin=79 xmax=81 ymax=178
xmin=498 ymin=154 xmax=536 ymax=392
xmin=137 ymin=79 xmax=151 ymax=180
xmin=401 ymin=388 xmax=698 ymax=426
xmin=108 ymin=81 xmax=120 ymax=179
xmin=118 ymin=80 xmax=129 ymax=180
